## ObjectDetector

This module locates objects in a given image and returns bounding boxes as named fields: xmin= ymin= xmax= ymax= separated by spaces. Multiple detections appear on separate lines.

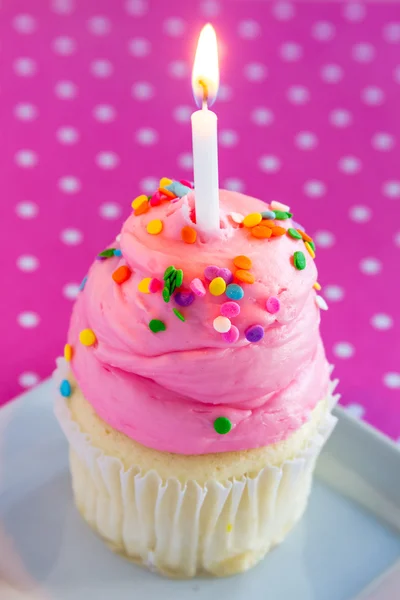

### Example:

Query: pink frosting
xmin=68 ymin=190 xmax=330 ymax=455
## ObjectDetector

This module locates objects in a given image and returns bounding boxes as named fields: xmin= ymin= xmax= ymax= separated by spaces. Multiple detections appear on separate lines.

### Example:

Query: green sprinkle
xmin=287 ymin=228 xmax=302 ymax=240
xmin=309 ymin=240 xmax=316 ymax=252
xmin=175 ymin=269 xmax=184 ymax=288
xmin=214 ymin=417 xmax=232 ymax=435
xmin=173 ymin=308 xmax=185 ymax=322
xmin=162 ymin=287 xmax=170 ymax=303
xmin=98 ymin=248 xmax=116 ymax=258
xmin=167 ymin=272 xmax=177 ymax=294
xmin=164 ymin=266 xmax=176 ymax=280
xmin=149 ymin=319 xmax=166 ymax=333
xmin=293 ymin=251 xmax=306 ymax=270
xmin=274 ymin=211 xmax=292 ymax=220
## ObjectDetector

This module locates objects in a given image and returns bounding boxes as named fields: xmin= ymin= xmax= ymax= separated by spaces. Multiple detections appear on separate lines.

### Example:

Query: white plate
xmin=0 ymin=380 xmax=399 ymax=600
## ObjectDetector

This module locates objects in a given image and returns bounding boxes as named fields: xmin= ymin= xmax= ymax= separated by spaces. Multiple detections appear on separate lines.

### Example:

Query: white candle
xmin=191 ymin=24 xmax=220 ymax=232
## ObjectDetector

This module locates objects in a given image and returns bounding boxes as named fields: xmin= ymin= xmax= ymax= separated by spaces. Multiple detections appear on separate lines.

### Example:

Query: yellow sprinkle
xmin=131 ymin=194 xmax=148 ymax=211
xmin=209 ymin=277 xmax=227 ymax=296
xmin=64 ymin=343 xmax=73 ymax=362
xmin=138 ymin=277 xmax=152 ymax=293
xmin=147 ymin=219 xmax=163 ymax=235
xmin=79 ymin=328 xmax=96 ymax=347
xmin=226 ymin=523 xmax=233 ymax=533
xmin=243 ymin=213 xmax=262 ymax=228
xmin=159 ymin=177 xmax=173 ymax=189
xmin=313 ymin=282 xmax=322 ymax=291
xmin=305 ymin=241 xmax=315 ymax=259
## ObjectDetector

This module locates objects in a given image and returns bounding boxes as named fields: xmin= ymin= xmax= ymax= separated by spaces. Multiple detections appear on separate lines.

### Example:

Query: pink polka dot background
xmin=1 ymin=0 xmax=400 ymax=441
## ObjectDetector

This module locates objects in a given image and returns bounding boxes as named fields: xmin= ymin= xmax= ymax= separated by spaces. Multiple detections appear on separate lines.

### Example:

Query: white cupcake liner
xmin=54 ymin=358 xmax=339 ymax=577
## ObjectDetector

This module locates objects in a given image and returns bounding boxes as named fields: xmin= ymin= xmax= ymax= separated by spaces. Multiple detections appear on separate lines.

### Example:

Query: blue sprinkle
xmin=79 ymin=275 xmax=88 ymax=291
xmin=165 ymin=181 xmax=192 ymax=198
xmin=226 ymin=283 xmax=244 ymax=300
xmin=261 ymin=210 xmax=276 ymax=219
xmin=60 ymin=379 xmax=71 ymax=397
xmin=113 ymin=249 xmax=122 ymax=257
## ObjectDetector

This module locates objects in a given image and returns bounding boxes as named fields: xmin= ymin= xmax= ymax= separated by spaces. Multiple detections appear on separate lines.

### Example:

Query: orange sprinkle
xmin=305 ymin=241 xmax=315 ymax=259
xmin=313 ymin=282 xmax=322 ymax=291
xmin=134 ymin=201 xmax=150 ymax=216
xmin=181 ymin=225 xmax=197 ymax=244
xmin=235 ymin=270 xmax=255 ymax=284
xmin=112 ymin=265 xmax=132 ymax=285
xmin=233 ymin=255 xmax=252 ymax=270
xmin=251 ymin=226 xmax=272 ymax=239
xmin=298 ymin=229 xmax=313 ymax=243
xmin=271 ymin=226 xmax=286 ymax=237
xmin=260 ymin=219 xmax=275 ymax=228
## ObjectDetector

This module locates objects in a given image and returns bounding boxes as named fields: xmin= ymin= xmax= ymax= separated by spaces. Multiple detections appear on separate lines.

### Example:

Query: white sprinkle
xmin=315 ymin=295 xmax=328 ymax=311
xmin=213 ymin=316 xmax=231 ymax=333
xmin=229 ymin=212 xmax=244 ymax=224
xmin=271 ymin=200 xmax=290 ymax=212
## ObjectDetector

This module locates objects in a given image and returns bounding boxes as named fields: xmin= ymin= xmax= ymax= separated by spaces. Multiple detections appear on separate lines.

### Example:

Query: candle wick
xmin=198 ymin=79 xmax=208 ymax=110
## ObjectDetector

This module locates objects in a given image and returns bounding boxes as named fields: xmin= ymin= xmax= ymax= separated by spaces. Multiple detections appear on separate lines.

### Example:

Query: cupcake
xmin=54 ymin=179 xmax=339 ymax=578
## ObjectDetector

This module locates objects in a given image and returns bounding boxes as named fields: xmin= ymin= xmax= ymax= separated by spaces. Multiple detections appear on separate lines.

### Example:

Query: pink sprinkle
xmin=217 ymin=267 xmax=233 ymax=284
xmin=180 ymin=179 xmax=193 ymax=189
xmin=190 ymin=278 xmax=206 ymax=297
xmin=266 ymin=296 xmax=280 ymax=314
xmin=222 ymin=325 xmax=239 ymax=344
xmin=149 ymin=278 xmax=162 ymax=293
xmin=221 ymin=301 xmax=240 ymax=318
xmin=204 ymin=265 xmax=219 ymax=281
xmin=150 ymin=191 xmax=163 ymax=207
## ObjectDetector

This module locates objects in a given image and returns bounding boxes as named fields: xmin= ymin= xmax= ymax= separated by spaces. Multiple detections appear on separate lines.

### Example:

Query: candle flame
xmin=192 ymin=24 xmax=219 ymax=108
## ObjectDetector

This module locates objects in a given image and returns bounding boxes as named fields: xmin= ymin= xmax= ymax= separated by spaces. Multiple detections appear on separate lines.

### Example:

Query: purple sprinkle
xmin=222 ymin=325 xmax=239 ymax=344
xmin=204 ymin=265 xmax=220 ymax=281
xmin=245 ymin=324 xmax=264 ymax=343
xmin=217 ymin=268 xmax=234 ymax=285
xmin=221 ymin=301 xmax=240 ymax=318
xmin=266 ymin=296 xmax=280 ymax=314
xmin=174 ymin=290 xmax=195 ymax=307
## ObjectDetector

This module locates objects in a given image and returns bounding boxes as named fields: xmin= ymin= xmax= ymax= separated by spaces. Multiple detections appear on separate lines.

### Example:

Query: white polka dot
xmin=342 ymin=2 xmax=366 ymax=22
xmin=15 ymin=150 xmax=38 ymax=168
xmin=15 ymin=201 xmax=38 ymax=219
xmin=370 ymin=314 xmax=393 ymax=331
xmin=177 ymin=152 xmax=193 ymax=170
xmin=163 ymin=17 xmax=186 ymax=37
xmin=303 ymin=180 xmax=326 ymax=198
xmin=128 ymin=37 xmax=151 ymax=57
xmin=87 ymin=15 xmax=111 ymax=35
xmin=14 ymin=103 xmax=38 ymax=121
xmin=125 ymin=0 xmax=148 ymax=15
xmin=320 ymin=64 xmax=343 ymax=83
xmin=56 ymin=126 xmax=79 ymax=145
xmin=99 ymin=203 xmax=122 ymax=219
xmin=244 ymin=63 xmax=267 ymax=82
xmin=238 ymin=20 xmax=261 ymax=39
xmin=349 ymin=205 xmax=371 ymax=223
xmin=17 ymin=255 xmax=39 ymax=272
xmin=58 ymin=176 xmax=81 ymax=194
xmin=168 ymin=60 xmax=188 ymax=79
xmin=251 ymin=107 xmax=274 ymax=126
xmin=93 ymin=104 xmax=116 ymax=122
xmin=223 ymin=178 xmax=245 ymax=193
xmin=199 ymin=0 xmax=220 ymax=17
xmin=313 ymin=230 xmax=335 ymax=247
xmin=173 ymin=105 xmax=191 ymax=123
xmin=60 ymin=228 xmax=83 ymax=245
xmin=295 ymin=131 xmax=318 ymax=150
xmin=272 ymin=1 xmax=295 ymax=21
xmin=219 ymin=130 xmax=239 ymax=147
xmin=51 ymin=0 xmax=74 ymax=14
xmin=371 ymin=133 xmax=395 ymax=151
xmin=312 ymin=21 xmax=336 ymax=42
xmin=383 ymin=22 xmax=400 ymax=43
xmin=54 ymin=81 xmax=78 ymax=99
xmin=323 ymin=285 xmax=344 ymax=302
xmin=333 ymin=342 xmax=354 ymax=359
xmin=19 ymin=372 xmax=39 ymax=388
xmin=131 ymin=81 xmax=154 ymax=100
xmin=382 ymin=180 xmax=400 ymax=198
xmin=13 ymin=14 xmax=36 ymax=34
xmin=13 ymin=57 xmax=37 ymax=77
xmin=359 ymin=257 xmax=382 ymax=275
xmin=287 ymin=85 xmax=310 ymax=104
xmin=383 ymin=373 xmax=400 ymax=389
xmin=338 ymin=156 xmax=362 ymax=174
xmin=218 ymin=84 xmax=233 ymax=102
xmin=140 ymin=177 xmax=158 ymax=194
xmin=91 ymin=59 xmax=113 ymax=78
xmin=352 ymin=43 xmax=375 ymax=63
xmin=329 ymin=108 xmax=352 ymax=128
xmin=135 ymin=128 xmax=158 ymax=146
xmin=17 ymin=311 xmax=40 ymax=328
xmin=393 ymin=65 xmax=400 ymax=84
xmin=96 ymin=151 xmax=119 ymax=169
xmin=394 ymin=231 xmax=400 ymax=247
xmin=52 ymin=36 xmax=76 ymax=55
xmin=280 ymin=42 xmax=303 ymax=62
xmin=343 ymin=403 xmax=365 ymax=419
xmin=63 ymin=283 xmax=80 ymax=300
xmin=361 ymin=86 xmax=385 ymax=106
xmin=259 ymin=155 xmax=281 ymax=173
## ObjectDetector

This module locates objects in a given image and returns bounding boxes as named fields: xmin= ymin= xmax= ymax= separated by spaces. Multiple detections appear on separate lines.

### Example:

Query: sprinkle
xmin=181 ymin=225 xmax=197 ymax=244
xmin=138 ymin=277 xmax=152 ymax=293
xmin=214 ymin=416 xmax=232 ymax=435
xmin=79 ymin=328 xmax=96 ymax=346
xmin=113 ymin=249 xmax=122 ymax=257
xmin=174 ymin=290 xmax=195 ymax=307
xmin=233 ymin=255 xmax=252 ymax=270
xmin=190 ymin=278 xmax=206 ymax=297
xmin=308 ymin=240 xmax=316 ymax=252
xmin=315 ymin=295 xmax=329 ymax=311
xmin=222 ymin=325 xmax=240 ymax=344
xmin=164 ymin=266 xmax=176 ymax=280
xmin=209 ymin=277 xmax=227 ymax=296
xmin=159 ymin=177 xmax=173 ymax=189
xmin=112 ymin=265 xmax=132 ymax=284
xmin=298 ymin=230 xmax=313 ymax=243
xmin=150 ymin=191 xmax=163 ymax=207
xmin=213 ymin=316 xmax=232 ymax=333
xmin=261 ymin=210 xmax=276 ymax=219
xmin=235 ymin=270 xmax=255 ymax=284
xmin=243 ymin=213 xmax=262 ymax=228
xmin=287 ymin=228 xmax=302 ymax=240
xmin=149 ymin=278 xmax=162 ymax=293
xmin=305 ymin=241 xmax=315 ymax=259
xmin=266 ymin=297 xmax=280 ymax=314
xmin=251 ymin=226 xmax=272 ymax=239
xmin=147 ymin=219 xmax=163 ymax=235
xmin=132 ymin=194 xmax=149 ymax=214
xmin=271 ymin=200 xmax=290 ymax=212
xmin=245 ymin=324 xmax=264 ymax=343
xmin=98 ymin=248 xmax=115 ymax=258
xmin=274 ymin=211 xmax=292 ymax=220
xmin=204 ymin=265 xmax=220 ymax=281
xmin=226 ymin=524 xmax=233 ymax=533
xmin=226 ymin=283 xmax=244 ymax=300
xmin=79 ymin=275 xmax=88 ymax=291
xmin=173 ymin=308 xmax=185 ymax=321
xmin=175 ymin=269 xmax=184 ymax=288
xmin=313 ymin=282 xmax=322 ymax=291
xmin=293 ymin=251 xmax=306 ymax=270
xmin=166 ymin=272 xmax=178 ymax=295
xmin=64 ymin=343 xmax=73 ymax=362
xmin=60 ymin=379 xmax=71 ymax=397
xmin=159 ymin=177 xmax=176 ymax=198
xmin=165 ymin=180 xmax=192 ymax=198
xmin=221 ymin=301 xmax=240 ymax=318
xmin=271 ymin=226 xmax=286 ymax=237
xmin=149 ymin=319 xmax=166 ymax=333
xmin=162 ymin=287 xmax=170 ymax=303
xmin=260 ymin=219 xmax=276 ymax=228
xmin=179 ymin=179 xmax=193 ymax=188
xmin=218 ymin=268 xmax=233 ymax=284
xmin=230 ymin=212 xmax=244 ymax=224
